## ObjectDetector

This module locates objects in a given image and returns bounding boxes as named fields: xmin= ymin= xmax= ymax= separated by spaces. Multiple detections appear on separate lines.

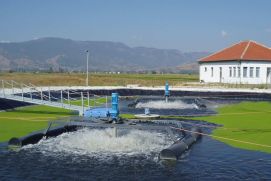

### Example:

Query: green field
xmin=0 ymin=72 xmax=198 ymax=87
xmin=192 ymin=102 xmax=271 ymax=153
xmin=0 ymin=105 xmax=75 ymax=142
xmin=64 ymin=97 xmax=110 ymax=107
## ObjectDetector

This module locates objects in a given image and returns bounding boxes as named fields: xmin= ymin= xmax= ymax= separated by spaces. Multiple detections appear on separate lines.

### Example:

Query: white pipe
xmin=106 ymin=95 xmax=108 ymax=109
xmin=86 ymin=50 xmax=89 ymax=87
xmin=21 ymin=84 xmax=24 ymax=101
xmin=81 ymin=92 xmax=84 ymax=114
xmin=68 ymin=90 xmax=70 ymax=107
xmin=11 ymin=80 xmax=14 ymax=95
xmin=61 ymin=89 xmax=63 ymax=107
xmin=93 ymin=95 xmax=95 ymax=107
xmin=2 ymin=80 xmax=5 ymax=97
xmin=48 ymin=87 xmax=51 ymax=102
xmin=87 ymin=91 xmax=90 ymax=107
xmin=41 ymin=87 xmax=43 ymax=102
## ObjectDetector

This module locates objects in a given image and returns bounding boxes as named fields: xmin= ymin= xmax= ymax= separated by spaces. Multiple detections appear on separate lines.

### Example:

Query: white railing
xmin=0 ymin=80 xmax=109 ymax=115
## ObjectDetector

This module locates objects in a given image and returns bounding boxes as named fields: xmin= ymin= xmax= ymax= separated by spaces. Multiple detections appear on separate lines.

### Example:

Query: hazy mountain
xmin=0 ymin=37 xmax=210 ymax=72
xmin=176 ymin=63 xmax=199 ymax=74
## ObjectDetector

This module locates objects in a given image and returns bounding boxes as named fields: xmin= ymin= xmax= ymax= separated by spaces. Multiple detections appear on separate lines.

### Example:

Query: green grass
xmin=0 ymin=72 xmax=198 ymax=87
xmin=120 ymin=114 xmax=136 ymax=119
xmin=192 ymin=102 xmax=271 ymax=153
xmin=64 ymin=97 xmax=110 ymax=107
xmin=0 ymin=105 xmax=75 ymax=142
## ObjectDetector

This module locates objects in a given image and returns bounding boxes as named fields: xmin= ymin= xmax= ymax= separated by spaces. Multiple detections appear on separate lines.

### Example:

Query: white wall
xmin=199 ymin=61 xmax=271 ymax=84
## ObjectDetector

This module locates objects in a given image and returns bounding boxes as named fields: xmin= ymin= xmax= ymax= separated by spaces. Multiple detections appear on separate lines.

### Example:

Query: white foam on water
xmin=135 ymin=100 xmax=197 ymax=109
xmin=23 ymin=128 xmax=172 ymax=158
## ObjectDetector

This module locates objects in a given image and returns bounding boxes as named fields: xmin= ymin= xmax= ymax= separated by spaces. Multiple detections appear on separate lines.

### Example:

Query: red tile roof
xmin=199 ymin=41 xmax=271 ymax=62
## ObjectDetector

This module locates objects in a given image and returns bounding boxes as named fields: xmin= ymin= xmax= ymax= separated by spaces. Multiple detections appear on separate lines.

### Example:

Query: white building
xmin=199 ymin=40 xmax=271 ymax=84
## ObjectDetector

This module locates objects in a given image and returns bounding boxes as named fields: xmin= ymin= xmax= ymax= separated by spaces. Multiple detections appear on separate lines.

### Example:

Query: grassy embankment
xmin=121 ymin=102 xmax=271 ymax=153
xmin=0 ymin=97 xmax=109 ymax=142
xmin=0 ymin=72 xmax=198 ymax=87
xmin=193 ymin=101 xmax=271 ymax=153
xmin=0 ymin=105 xmax=75 ymax=142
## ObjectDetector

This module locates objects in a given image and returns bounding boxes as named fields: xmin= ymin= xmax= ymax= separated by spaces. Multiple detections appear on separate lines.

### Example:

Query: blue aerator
xmin=165 ymin=81 xmax=170 ymax=97
xmin=109 ymin=93 xmax=119 ymax=120
xmin=84 ymin=93 xmax=119 ymax=120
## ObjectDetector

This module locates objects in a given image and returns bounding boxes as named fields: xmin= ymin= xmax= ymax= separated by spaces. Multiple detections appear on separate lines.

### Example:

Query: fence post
xmin=21 ymin=84 xmax=24 ymax=101
xmin=106 ymin=95 xmax=108 ymax=109
xmin=93 ymin=95 xmax=96 ymax=107
xmin=61 ymin=89 xmax=63 ymax=107
xmin=41 ymin=87 xmax=43 ymax=102
xmin=1 ymin=80 xmax=5 ymax=97
xmin=48 ymin=87 xmax=51 ymax=102
xmin=11 ymin=80 xmax=14 ymax=95
xmin=68 ymin=90 xmax=70 ymax=107
xmin=87 ymin=92 xmax=90 ymax=107
xmin=81 ymin=92 xmax=84 ymax=114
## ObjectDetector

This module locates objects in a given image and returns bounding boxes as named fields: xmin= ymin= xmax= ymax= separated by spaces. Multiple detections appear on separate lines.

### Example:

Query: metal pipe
xmin=159 ymin=127 xmax=201 ymax=160
xmin=1 ymin=80 xmax=5 ymax=97
xmin=21 ymin=84 xmax=24 ymax=101
xmin=48 ymin=87 xmax=51 ymax=102
xmin=11 ymin=80 xmax=14 ymax=95
xmin=68 ymin=90 xmax=70 ymax=107
xmin=106 ymin=96 xmax=108 ymax=109
xmin=61 ymin=90 xmax=63 ymax=107
xmin=87 ymin=91 xmax=90 ymax=107
xmin=41 ymin=87 xmax=43 ymax=102
xmin=86 ymin=50 xmax=89 ymax=87
xmin=81 ymin=92 xmax=84 ymax=114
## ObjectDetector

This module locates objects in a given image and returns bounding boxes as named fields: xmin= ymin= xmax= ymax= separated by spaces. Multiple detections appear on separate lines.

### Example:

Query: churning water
xmin=1 ymin=97 xmax=271 ymax=180
xmin=22 ymin=128 xmax=172 ymax=159
xmin=135 ymin=100 xmax=197 ymax=109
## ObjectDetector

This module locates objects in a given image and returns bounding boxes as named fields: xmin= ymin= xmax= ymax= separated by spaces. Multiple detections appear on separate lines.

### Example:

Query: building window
xmin=249 ymin=67 xmax=254 ymax=77
xmin=256 ymin=67 xmax=260 ymax=78
xmin=238 ymin=67 xmax=241 ymax=77
xmin=211 ymin=67 xmax=213 ymax=77
xmin=243 ymin=67 xmax=248 ymax=77
xmin=229 ymin=67 xmax=232 ymax=77
xmin=233 ymin=67 xmax=236 ymax=77
xmin=205 ymin=67 xmax=207 ymax=72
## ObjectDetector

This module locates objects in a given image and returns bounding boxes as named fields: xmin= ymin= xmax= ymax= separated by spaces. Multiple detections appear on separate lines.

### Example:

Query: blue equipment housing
xmin=83 ymin=93 xmax=119 ymax=120
xmin=165 ymin=82 xmax=170 ymax=97
xmin=110 ymin=93 xmax=119 ymax=119
xmin=84 ymin=108 xmax=110 ymax=118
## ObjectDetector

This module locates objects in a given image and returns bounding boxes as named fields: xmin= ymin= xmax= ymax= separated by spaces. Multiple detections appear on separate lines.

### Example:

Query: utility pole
xmin=86 ymin=50 xmax=89 ymax=87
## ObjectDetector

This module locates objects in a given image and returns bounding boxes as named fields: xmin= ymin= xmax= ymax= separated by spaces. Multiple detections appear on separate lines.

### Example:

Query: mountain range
xmin=0 ymin=37 xmax=210 ymax=72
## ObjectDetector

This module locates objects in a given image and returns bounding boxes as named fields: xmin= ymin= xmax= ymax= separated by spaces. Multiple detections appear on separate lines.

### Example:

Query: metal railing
xmin=0 ymin=80 xmax=109 ymax=115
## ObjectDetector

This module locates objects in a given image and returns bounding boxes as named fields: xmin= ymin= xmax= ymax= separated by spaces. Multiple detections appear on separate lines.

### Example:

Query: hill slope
xmin=0 ymin=37 xmax=209 ymax=72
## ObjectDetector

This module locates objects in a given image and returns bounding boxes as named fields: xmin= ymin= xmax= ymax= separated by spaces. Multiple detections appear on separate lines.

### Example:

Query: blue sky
xmin=0 ymin=0 xmax=271 ymax=51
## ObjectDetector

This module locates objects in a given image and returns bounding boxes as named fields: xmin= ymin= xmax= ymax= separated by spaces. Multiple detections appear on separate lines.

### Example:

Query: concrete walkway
xmin=2 ymin=85 xmax=271 ymax=95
